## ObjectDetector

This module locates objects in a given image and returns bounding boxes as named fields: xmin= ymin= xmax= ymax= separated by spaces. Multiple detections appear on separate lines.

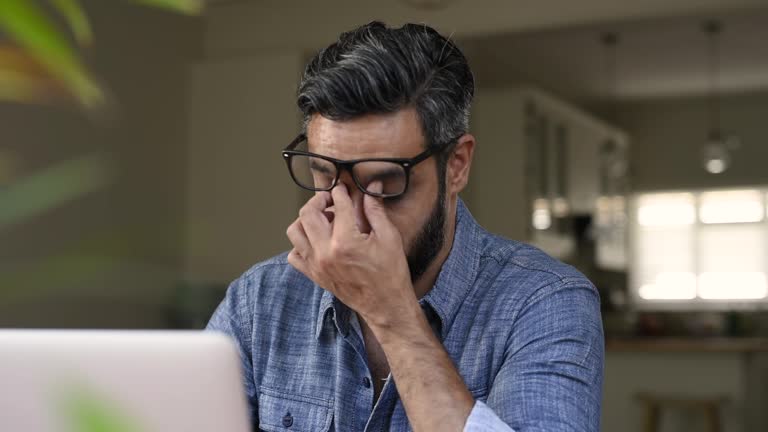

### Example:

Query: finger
xmin=307 ymin=190 xmax=333 ymax=212
xmin=363 ymin=181 xmax=392 ymax=234
xmin=330 ymin=183 xmax=357 ymax=234
xmin=286 ymin=219 xmax=312 ymax=259
xmin=299 ymin=193 xmax=333 ymax=245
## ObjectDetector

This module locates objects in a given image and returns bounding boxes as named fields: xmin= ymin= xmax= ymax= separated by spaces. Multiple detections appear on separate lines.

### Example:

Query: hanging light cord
xmin=601 ymin=32 xmax=618 ymax=105
xmin=704 ymin=20 xmax=723 ymax=139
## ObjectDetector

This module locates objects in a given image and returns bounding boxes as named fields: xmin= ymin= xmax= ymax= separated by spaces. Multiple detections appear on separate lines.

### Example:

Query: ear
xmin=446 ymin=134 xmax=475 ymax=195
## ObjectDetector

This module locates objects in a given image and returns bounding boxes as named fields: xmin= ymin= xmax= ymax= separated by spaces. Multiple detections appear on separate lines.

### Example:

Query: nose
xmin=337 ymin=171 xmax=371 ymax=234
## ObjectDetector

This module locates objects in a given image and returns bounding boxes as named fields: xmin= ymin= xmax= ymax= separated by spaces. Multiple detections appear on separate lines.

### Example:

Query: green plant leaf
xmin=129 ymin=0 xmax=204 ymax=15
xmin=0 ymin=68 xmax=52 ymax=103
xmin=0 ymin=0 xmax=103 ymax=107
xmin=50 ymin=0 xmax=93 ymax=46
xmin=0 ymin=153 xmax=113 ymax=231
xmin=0 ymin=43 xmax=69 ymax=104
xmin=0 ymin=254 xmax=120 ymax=300
xmin=60 ymin=385 xmax=143 ymax=432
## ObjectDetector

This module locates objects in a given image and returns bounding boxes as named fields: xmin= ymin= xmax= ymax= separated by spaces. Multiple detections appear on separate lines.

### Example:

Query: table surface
xmin=606 ymin=337 xmax=768 ymax=353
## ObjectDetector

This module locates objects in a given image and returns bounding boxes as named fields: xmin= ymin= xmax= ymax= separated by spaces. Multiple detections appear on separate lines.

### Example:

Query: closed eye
xmin=365 ymin=168 xmax=403 ymax=184
xmin=309 ymin=160 xmax=335 ymax=176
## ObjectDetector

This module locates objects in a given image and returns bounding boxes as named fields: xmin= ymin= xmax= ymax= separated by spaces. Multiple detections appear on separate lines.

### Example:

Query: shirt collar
xmin=315 ymin=290 xmax=350 ymax=339
xmin=420 ymin=198 xmax=482 ymax=338
xmin=314 ymin=198 xmax=482 ymax=340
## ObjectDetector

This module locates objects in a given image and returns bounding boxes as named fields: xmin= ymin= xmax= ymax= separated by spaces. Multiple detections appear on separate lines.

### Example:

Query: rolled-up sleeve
xmin=463 ymin=281 xmax=604 ymax=432
xmin=464 ymin=400 xmax=516 ymax=431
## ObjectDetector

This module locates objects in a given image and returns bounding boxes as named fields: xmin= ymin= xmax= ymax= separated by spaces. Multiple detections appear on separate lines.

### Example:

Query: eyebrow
xmin=304 ymin=140 xmax=415 ymax=164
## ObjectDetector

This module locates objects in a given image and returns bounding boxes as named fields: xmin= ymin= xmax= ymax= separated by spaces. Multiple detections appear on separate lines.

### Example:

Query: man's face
xmin=305 ymin=108 xmax=446 ymax=282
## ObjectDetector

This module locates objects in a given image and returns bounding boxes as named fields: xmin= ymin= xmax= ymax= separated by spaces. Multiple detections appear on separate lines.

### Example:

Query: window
xmin=630 ymin=188 xmax=768 ymax=309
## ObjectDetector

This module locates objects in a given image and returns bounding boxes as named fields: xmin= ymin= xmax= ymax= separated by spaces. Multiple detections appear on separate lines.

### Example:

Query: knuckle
xmin=328 ymin=239 xmax=347 ymax=258
xmin=329 ymin=237 xmax=343 ymax=251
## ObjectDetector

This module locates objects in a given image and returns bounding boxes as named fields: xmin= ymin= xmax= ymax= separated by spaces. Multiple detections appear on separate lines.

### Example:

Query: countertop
xmin=606 ymin=337 xmax=768 ymax=353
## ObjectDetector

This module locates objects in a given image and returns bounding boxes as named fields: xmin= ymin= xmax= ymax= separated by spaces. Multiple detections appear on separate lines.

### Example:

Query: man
xmin=207 ymin=21 xmax=603 ymax=431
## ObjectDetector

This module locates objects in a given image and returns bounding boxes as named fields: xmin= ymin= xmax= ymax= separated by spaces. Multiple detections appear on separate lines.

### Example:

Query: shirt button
xmin=282 ymin=412 xmax=293 ymax=427
xmin=363 ymin=377 xmax=371 ymax=388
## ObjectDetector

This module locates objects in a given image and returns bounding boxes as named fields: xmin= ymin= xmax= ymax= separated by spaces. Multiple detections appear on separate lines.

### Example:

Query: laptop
xmin=0 ymin=330 xmax=251 ymax=432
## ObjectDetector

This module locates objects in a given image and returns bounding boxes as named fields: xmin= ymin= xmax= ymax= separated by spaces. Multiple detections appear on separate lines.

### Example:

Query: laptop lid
xmin=0 ymin=330 xmax=250 ymax=432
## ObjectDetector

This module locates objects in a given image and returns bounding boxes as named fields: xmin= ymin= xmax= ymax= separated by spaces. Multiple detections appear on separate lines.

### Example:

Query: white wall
xmin=607 ymin=91 xmax=768 ymax=191
xmin=464 ymin=87 xmax=527 ymax=241
xmin=0 ymin=1 xmax=203 ymax=327
xmin=203 ymin=0 xmax=767 ymax=56
xmin=184 ymin=54 xmax=304 ymax=283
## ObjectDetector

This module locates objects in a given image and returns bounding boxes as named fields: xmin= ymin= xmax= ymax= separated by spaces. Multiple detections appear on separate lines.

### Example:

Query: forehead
xmin=306 ymin=108 xmax=425 ymax=159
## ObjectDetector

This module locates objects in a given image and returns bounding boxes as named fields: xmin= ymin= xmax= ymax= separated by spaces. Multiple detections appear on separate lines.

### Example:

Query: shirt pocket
xmin=257 ymin=386 xmax=333 ymax=432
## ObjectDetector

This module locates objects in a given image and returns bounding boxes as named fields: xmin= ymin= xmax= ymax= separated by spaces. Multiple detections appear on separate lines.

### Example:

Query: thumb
xmin=363 ymin=181 xmax=390 ymax=231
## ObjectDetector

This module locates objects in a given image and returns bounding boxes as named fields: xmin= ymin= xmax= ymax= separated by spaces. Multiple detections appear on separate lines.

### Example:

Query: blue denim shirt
xmin=207 ymin=199 xmax=604 ymax=431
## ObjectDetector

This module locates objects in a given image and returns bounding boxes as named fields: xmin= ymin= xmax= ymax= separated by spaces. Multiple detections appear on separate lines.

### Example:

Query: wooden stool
xmin=635 ymin=393 xmax=727 ymax=432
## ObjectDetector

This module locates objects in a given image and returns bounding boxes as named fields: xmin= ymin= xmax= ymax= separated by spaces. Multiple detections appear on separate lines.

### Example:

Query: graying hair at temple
xmin=296 ymin=21 xmax=475 ymax=170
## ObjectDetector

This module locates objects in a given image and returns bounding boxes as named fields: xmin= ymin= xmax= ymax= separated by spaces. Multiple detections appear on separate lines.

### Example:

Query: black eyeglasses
xmin=281 ymin=134 xmax=458 ymax=198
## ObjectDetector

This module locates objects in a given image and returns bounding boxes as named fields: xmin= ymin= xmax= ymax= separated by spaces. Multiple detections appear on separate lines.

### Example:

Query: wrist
xmin=367 ymin=298 xmax=432 ymax=347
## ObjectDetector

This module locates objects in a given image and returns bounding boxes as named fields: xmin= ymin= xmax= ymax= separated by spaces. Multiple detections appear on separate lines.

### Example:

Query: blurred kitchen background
xmin=2 ymin=0 xmax=768 ymax=430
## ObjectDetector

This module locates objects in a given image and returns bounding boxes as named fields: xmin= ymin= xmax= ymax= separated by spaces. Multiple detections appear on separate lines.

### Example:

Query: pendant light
xmin=701 ymin=20 xmax=739 ymax=175
xmin=599 ymin=32 xmax=629 ymax=194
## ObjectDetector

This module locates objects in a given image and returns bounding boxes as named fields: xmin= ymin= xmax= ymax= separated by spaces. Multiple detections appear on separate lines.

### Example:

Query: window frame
xmin=629 ymin=186 xmax=768 ymax=311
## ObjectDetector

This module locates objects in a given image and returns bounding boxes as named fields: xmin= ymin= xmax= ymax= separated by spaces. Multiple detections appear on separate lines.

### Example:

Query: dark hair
xmin=297 ymin=21 xmax=474 ymax=170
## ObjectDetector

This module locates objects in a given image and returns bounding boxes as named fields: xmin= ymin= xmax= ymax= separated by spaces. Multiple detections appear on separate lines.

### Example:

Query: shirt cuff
xmin=463 ymin=400 xmax=515 ymax=432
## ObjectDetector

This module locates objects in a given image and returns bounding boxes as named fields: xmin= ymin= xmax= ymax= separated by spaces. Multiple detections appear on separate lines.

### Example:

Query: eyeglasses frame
xmin=281 ymin=133 xmax=460 ymax=198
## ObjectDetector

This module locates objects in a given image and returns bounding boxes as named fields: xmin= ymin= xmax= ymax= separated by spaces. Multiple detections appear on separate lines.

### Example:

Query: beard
xmin=405 ymin=177 xmax=447 ymax=282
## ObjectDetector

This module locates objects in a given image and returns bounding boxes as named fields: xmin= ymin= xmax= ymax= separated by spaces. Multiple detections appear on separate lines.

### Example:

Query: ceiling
xmin=460 ymin=9 xmax=768 ymax=102
xmin=202 ymin=1 xmax=768 ymax=102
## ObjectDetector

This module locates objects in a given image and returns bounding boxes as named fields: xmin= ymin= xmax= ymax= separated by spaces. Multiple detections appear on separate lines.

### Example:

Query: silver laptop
xmin=0 ymin=330 xmax=251 ymax=432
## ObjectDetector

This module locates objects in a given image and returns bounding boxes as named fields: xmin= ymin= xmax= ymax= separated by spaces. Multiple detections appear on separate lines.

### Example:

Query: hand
xmin=286 ymin=183 xmax=419 ymax=329
xmin=288 ymin=184 xmax=476 ymax=432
